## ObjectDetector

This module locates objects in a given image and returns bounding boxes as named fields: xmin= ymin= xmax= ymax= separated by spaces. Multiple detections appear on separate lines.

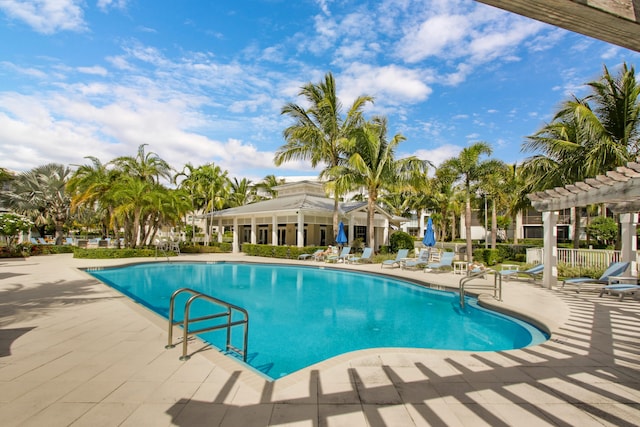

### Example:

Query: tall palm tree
xmin=1 ymin=163 xmax=72 ymax=244
xmin=111 ymin=144 xmax=172 ymax=184
xmin=331 ymin=117 xmax=430 ymax=249
xmin=439 ymin=142 xmax=495 ymax=262
xmin=67 ymin=156 xmax=119 ymax=238
xmin=255 ymin=174 xmax=285 ymax=200
xmin=229 ymin=177 xmax=256 ymax=207
xmin=522 ymin=63 xmax=640 ymax=248
xmin=275 ymin=71 xmax=373 ymax=240
xmin=477 ymin=160 xmax=509 ymax=248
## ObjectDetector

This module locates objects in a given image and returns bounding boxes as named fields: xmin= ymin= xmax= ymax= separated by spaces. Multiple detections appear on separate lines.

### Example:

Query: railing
xmin=165 ymin=288 xmax=249 ymax=361
xmin=459 ymin=269 xmax=502 ymax=308
xmin=526 ymin=247 xmax=633 ymax=270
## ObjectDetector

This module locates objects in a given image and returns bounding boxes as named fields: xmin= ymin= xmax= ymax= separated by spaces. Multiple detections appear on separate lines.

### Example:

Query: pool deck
xmin=1 ymin=253 xmax=639 ymax=426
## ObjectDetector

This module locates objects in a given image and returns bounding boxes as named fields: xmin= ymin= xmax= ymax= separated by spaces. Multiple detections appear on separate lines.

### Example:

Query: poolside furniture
xmin=381 ymin=249 xmax=409 ymax=269
xmin=30 ymin=237 xmax=38 ymax=245
xmin=348 ymin=247 xmax=373 ymax=264
xmin=403 ymin=249 xmax=431 ymax=270
xmin=326 ymin=246 xmax=351 ymax=263
xmin=599 ymin=282 xmax=640 ymax=301
xmin=561 ymin=261 xmax=630 ymax=293
xmin=424 ymin=251 xmax=455 ymax=272
xmin=299 ymin=249 xmax=324 ymax=261
xmin=499 ymin=264 xmax=544 ymax=282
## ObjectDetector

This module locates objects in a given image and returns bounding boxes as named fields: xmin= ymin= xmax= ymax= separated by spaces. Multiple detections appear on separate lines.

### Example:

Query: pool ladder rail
xmin=165 ymin=288 xmax=249 ymax=362
xmin=459 ymin=269 xmax=503 ymax=308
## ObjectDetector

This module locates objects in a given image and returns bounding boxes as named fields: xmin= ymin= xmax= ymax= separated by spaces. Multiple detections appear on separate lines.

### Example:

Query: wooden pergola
xmin=476 ymin=1 xmax=640 ymax=53
xmin=528 ymin=161 xmax=640 ymax=288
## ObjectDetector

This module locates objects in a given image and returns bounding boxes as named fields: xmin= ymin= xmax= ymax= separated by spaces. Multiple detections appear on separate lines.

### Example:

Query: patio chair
xmin=599 ymin=283 xmax=640 ymax=301
xmin=424 ymin=251 xmax=455 ymax=272
xmin=348 ymin=247 xmax=373 ymax=264
xmin=381 ymin=249 xmax=409 ymax=269
xmin=561 ymin=261 xmax=630 ymax=293
xmin=326 ymin=246 xmax=351 ymax=263
xmin=403 ymin=249 xmax=430 ymax=270
xmin=299 ymin=249 xmax=324 ymax=261
xmin=499 ymin=264 xmax=544 ymax=282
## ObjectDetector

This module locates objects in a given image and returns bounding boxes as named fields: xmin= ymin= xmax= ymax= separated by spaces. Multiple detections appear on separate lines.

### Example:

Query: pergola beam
xmin=475 ymin=0 xmax=640 ymax=52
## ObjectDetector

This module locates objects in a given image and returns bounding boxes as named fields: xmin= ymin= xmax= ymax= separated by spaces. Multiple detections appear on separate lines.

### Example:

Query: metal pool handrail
xmin=165 ymin=287 xmax=249 ymax=362
xmin=459 ymin=269 xmax=502 ymax=308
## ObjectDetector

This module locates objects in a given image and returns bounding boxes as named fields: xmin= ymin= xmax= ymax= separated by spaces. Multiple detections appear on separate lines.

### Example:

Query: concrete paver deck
xmin=1 ymin=253 xmax=639 ymax=426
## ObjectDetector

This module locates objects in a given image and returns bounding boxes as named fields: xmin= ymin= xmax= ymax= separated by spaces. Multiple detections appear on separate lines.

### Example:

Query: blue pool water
xmin=87 ymin=262 xmax=548 ymax=379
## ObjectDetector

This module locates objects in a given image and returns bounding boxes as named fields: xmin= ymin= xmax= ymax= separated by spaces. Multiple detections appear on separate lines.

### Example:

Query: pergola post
xmin=232 ymin=217 xmax=239 ymax=253
xmin=250 ymin=216 xmax=257 ymax=244
xmin=542 ymin=210 xmax=558 ymax=289
xmin=272 ymin=215 xmax=278 ymax=246
xmin=297 ymin=211 xmax=304 ymax=248
xmin=619 ymin=213 xmax=638 ymax=276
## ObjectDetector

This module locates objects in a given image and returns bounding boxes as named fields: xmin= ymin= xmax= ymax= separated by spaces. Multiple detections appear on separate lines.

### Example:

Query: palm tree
xmin=477 ymin=160 xmax=510 ymax=248
xmin=331 ymin=117 xmax=430 ymax=249
xmin=229 ymin=177 xmax=256 ymax=207
xmin=111 ymin=144 xmax=172 ymax=184
xmin=1 ymin=163 xmax=73 ymax=244
xmin=255 ymin=174 xmax=285 ymax=200
xmin=439 ymin=142 xmax=495 ymax=262
xmin=67 ymin=156 xmax=120 ymax=238
xmin=275 ymin=71 xmax=373 ymax=240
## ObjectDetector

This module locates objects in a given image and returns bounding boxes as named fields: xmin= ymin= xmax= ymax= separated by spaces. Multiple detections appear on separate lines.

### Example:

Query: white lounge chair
xmin=562 ymin=262 xmax=630 ymax=293
xmin=499 ymin=264 xmax=544 ymax=282
xmin=381 ymin=249 xmax=409 ymax=269
xmin=299 ymin=249 xmax=323 ymax=261
xmin=599 ymin=283 xmax=640 ymax=301
xmin=348 ymin=247 xmax=373 ymax=264
xmin=403 ymin=249 xmax=430 ymax=270
xmin=424 ymin=251 xmax=455 ymax=272
xmin=326 ymin=246 xmax=351 ymax=263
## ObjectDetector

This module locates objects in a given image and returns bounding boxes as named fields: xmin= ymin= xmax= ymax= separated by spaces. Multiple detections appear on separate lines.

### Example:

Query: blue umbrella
xmin=336 ymin=221 xmax=348 ymax=245
xmin=423 ymin=217 xmax=436 ymax=247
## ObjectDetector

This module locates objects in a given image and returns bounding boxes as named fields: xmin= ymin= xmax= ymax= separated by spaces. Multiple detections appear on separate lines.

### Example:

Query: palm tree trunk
xmin=491 ymin=198 xmax=497 ymax=249
xmin=333 ymin=196 xmax=339 ymax=243
xmin=465 ymin=194 xmax=473 ymax=262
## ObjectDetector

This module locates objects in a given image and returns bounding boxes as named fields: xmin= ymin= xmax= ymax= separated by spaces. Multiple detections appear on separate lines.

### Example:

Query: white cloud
xmin=397 ymin=14 xmax=470 ymax=62
xmin=0 ymin=0 xmax=87 ymax=34
xmin=340 ymin=63 xmax=432 ymax=107
xmin=77 ymin=66 xmax=108 ymax=76
xmin=413 ymin=144 xmax=461 ymax=167
xmin=97 ymin=0 xmax=128 ymax=12
xmin=1 ymin=61 xmax=48 ymax=79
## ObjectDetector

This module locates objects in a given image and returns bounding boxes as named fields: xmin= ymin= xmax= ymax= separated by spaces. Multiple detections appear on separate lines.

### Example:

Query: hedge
xmin=242 ymin=243 xmax=323 ymax=259
xmin=73 ymin=248 xmax=164 ymax=259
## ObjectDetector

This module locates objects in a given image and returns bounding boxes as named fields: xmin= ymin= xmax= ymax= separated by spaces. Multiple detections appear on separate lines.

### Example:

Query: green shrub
xmin=26 ymin=244 xmax=74 ymax=256
xmin=180 ymin=243 xmax=231 ymax=253
xmin=73 ymin=248 xmax=162 ymax=259
xmin=473 ymin=248 xmax=502 ymax=265
xmin=389 ymin=231 xmax=414 ymax=252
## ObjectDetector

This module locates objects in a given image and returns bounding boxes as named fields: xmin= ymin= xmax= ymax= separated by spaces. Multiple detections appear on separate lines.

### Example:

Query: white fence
xmin=526 ymin=247 xmax=637 ymax=270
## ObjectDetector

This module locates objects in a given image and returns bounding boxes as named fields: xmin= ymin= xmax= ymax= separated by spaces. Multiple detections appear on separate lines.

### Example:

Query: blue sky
xmin=1 ymin=0 xmax=639 ymax=182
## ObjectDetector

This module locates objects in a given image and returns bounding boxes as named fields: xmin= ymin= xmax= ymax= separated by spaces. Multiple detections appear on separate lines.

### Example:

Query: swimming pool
xmin=87 ymin=262 xmax=549 ymax=379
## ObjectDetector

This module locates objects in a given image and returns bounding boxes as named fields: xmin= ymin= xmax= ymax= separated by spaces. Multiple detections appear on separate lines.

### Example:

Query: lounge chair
xmin=499 ymin=264 xmax=544 ymax=282
xmin=299 ymin=249 xmax=324 ymax=261
xmin=381 ymin=249 xmax=409 ymax=269
xmin=599 ymin=283 xmax=640 ymax=301
xmin=30 ymin=237 xmax=38 ymax=245
xmin=326 ymin=246 xmax=351 ymax=263
xmin=424 ymin=251 xmax=455 ymax=272
xmin=561 ymin=261 xmax=630 ymax=293
xmin=348 ymin=247 xmax=373 ymax=264
xmin=403 ymin=249 xmax=430 ymax=270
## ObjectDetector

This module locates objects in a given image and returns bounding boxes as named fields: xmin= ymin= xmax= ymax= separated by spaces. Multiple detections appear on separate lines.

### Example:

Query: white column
xmin=383 ymin=218 xmax=389 ymax=247
xmin=348 ymin=219 xmax=354 ymax=246
xmin=297 ymin=211 xmax=304 ymax=247
xmin=217 ymin=218 xmax=223 ymax=243
xmin=419 ymin=213 xmax=425 ymax=238
xmin=515 ymin=211 xmax=523 ymax=240
xmin=272 ymin=215 xmax=278 ymax=246
xmin=620 ymin=213 xmax=638 ymax=276
xmin=542 ymin=211 xmax=558 ymax=289
xmin=232 ymin=217 xmax=239 ymax=253
xmin=251 ymin=216 xmax=257 ymax=244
